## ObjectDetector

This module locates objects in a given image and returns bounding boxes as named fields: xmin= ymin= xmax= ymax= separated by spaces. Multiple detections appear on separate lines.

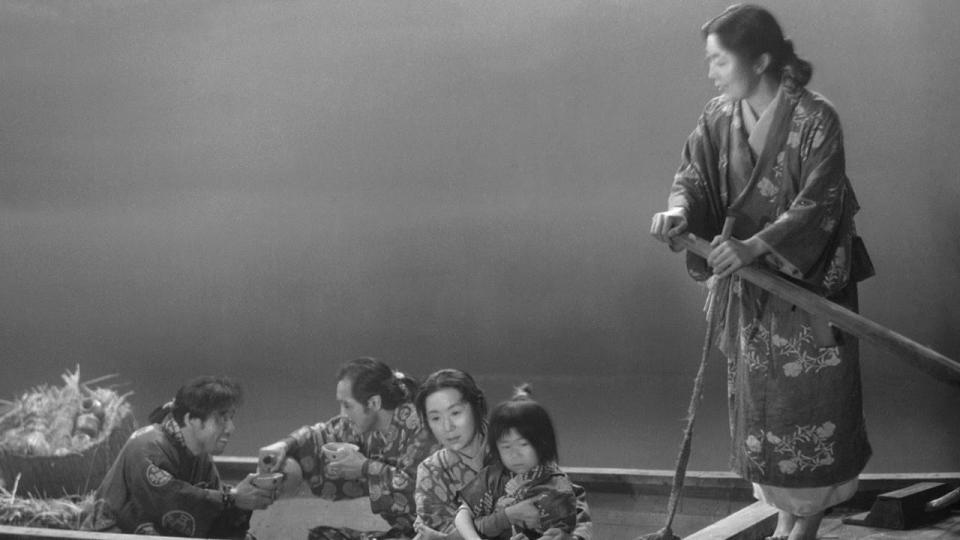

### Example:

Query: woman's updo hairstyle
xmin=701 ymin=3 xmax=813 ymax=87
xmin=337 ymin=357 xmax=417 ymax=410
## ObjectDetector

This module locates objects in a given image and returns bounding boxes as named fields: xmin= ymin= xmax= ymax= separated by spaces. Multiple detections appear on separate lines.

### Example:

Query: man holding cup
xmin=259 ymin=358 xmax=439 ymax=539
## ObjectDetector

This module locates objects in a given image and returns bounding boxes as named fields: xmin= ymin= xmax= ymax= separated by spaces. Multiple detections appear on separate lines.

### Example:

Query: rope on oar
xmin=635 ymin=281 xmax=722 ymax=540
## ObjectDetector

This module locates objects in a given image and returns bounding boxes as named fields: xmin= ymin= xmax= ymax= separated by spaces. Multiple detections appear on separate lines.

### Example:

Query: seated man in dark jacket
xmin=84 ymin=376 xmax=274 ymax=538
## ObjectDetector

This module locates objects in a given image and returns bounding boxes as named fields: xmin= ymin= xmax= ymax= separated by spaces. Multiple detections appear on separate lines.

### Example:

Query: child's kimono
xmin=458 ymin=462 xmax=577 ymax=540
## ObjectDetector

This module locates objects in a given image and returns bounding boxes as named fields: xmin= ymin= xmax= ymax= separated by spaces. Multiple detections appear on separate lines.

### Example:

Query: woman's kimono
xmin=668 ymin=81 xmax=873 ymax=509
xmin=281 ymin=401 xmax=439 ymax=539
xmin=414 ymin=446 xmax=593 ymax=539
xmin=84 ymin=416 xmax=252 ymax=538
xmin=458 ymin=462 xmax=577 ymax=540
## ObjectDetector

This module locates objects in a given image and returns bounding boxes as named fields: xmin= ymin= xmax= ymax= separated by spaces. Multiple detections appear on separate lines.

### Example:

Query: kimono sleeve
xmin=669 ymin=102 xmax=727 ymax=281
xmin=283 ymin=417 xmax=367 ymax=501
xmin=117 ymin=444 xmax=225 ymax=536
xmin=364 ymin=405 xmax=439 ymax=531
xmin=366 ymin=415 xmax=436 ymax=502
xmin=458 ymin=468 xmax=511 ymax=539
xmin=415 ymin=456 xmax=460 ymax=534
xmin=569 ymin=481 xmax=594 ymax=540
xmin=754 ymin=101 xmax=853 ymax=290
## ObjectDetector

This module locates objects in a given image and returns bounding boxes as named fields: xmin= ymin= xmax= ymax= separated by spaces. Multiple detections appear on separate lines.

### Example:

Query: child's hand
xmin=504 ymin=498 xmax=541 ymax=530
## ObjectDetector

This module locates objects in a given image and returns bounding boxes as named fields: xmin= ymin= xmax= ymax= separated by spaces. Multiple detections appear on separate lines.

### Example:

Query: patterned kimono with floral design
xmin=667 ymin=81 xmax=873 ymax=491
xmin=415 ymin=446 xmax=593 ymax=539
xmin=458 ymin=462 xmax=577 ymax=540
xmin=282 ymin=401 xmax=438 ymax=539
xmin=84 ymin=416 xmax=252 ymax=539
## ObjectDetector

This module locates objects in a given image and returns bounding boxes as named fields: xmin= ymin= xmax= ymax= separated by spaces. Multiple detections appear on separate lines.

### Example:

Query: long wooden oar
xmin=635 ymin=290 xmax=720 ymax=540
xmin=673 ymin=233 xmax=960 ymax=386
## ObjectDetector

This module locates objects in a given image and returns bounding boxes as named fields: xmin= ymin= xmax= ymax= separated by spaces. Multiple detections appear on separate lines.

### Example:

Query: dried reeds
xmin=0 ymin=473 xmax=93 ymax=529
xmin=0 ymin=366 xmax=132 ymax=457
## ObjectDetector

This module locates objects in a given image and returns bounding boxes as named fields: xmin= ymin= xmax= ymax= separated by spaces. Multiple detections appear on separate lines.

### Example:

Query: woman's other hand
xmin=650 ymin=208 xmax=689 ymax=251
xmin=707 ymin=236 xmax=768 ymax=278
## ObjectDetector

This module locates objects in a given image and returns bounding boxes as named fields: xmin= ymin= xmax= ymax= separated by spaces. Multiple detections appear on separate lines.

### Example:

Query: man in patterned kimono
xmin=83 ymin=376 xmax=275 ymax=538
xmin=260 ymin=357 xmax=439 ymax=539
xmin=651 ymin=5 xmax=873 ymax=540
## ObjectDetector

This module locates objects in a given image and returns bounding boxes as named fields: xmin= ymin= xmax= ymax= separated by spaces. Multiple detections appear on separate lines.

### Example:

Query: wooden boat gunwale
xmin=1 ymin=459 xmax=957 ymax=540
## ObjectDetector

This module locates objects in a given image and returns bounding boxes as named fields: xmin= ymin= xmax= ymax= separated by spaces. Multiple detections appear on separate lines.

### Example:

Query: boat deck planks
xmin=818 ymin=509 xmax=960 ymax=540
xmin=685 ymin=503 xmax=960 ymax=540
xmin=1 ymin=462 xmax=957 ymax=539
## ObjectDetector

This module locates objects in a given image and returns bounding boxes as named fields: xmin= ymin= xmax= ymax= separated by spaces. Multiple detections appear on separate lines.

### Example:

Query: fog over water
xmin=1 ymin=1 xmax=958 ymax=473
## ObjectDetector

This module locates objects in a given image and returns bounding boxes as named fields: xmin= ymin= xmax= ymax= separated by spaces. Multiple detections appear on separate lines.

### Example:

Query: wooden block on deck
xmin=842 ymin=482 xmax=954 ymax=530
xmin=683 ymin=501 xmax=777 ymax=540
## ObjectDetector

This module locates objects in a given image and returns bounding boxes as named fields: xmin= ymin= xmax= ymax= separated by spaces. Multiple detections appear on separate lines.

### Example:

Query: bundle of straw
xmin=0 ymin=366 xmax=136 ymax=498
xmin=0 ymin=474 xmax=94 ymax=529
xmin=0 ymin=366 xmax=132 ymax=457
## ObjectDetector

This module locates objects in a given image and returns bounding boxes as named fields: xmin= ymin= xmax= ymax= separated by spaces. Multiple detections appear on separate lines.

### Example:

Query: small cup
xmin=250 ymin=472 xmax=284 ymax=490
xmin=321 ymin=441 xmax=359 ymax=461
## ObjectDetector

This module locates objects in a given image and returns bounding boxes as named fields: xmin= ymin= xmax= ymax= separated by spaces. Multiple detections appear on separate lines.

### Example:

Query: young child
xmin=454 ymin=385 xmax=577 ymax=540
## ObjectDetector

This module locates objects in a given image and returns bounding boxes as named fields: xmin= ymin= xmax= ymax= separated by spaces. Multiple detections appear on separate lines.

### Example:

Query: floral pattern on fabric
xmin=744 ymin=422 xmax=839 ymax=477
xmin=668 ymin=83 xmax=872 ymax=489
xmin=415 ymin=446 xmax=594 ymax=539
xmin=414 ymin=448 xmax=483 ymax=535
xmin=459 ymin=462 xmax=577 ymax=540
xmin=285 ymin=402 xmax=439 ymax=538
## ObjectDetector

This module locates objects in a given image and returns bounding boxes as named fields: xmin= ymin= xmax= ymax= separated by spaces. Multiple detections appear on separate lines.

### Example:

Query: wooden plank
xmin=0 ymin=525 xmax=186 ymax=540
xmin=820 ymin=511 xmax=960 ymax=539
xmin=215 ymin=457 xmax=960 ymax=498
xmin=673 ymin=233 xmax=960 ymax=385
xmin=683 ymin=501 xmax=778 ymax=540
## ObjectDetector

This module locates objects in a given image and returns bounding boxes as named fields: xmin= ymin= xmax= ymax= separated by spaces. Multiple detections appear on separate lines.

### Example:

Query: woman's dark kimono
xmin=668 ymin=80 xmax=873 ymax=502
xmin=84 ymin=416 xmax=252 ymax=538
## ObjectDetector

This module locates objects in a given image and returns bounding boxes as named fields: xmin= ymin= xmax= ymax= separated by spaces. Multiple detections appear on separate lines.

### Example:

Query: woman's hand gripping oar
xmin=636 ymin=217 xmax=736 ymax=540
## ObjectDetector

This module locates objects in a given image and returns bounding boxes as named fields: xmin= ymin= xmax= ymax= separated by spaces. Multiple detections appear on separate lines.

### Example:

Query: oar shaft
xmin=673 ymin=233 xmax=960 ymax=385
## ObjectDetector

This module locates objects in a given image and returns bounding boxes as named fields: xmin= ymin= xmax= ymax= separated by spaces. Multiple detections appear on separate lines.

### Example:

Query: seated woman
xmin=413 ymin=369 xmax=592 ymax=540
xmin=83 ymin=376 xmax=274 ymax=538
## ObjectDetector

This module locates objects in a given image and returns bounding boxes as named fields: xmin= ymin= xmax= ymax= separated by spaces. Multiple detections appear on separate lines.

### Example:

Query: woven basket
xmin=0 ymin=410 xmax=136 ymax=498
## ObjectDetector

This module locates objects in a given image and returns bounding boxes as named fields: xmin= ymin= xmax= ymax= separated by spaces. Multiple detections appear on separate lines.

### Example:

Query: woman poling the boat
xmin=412 ymin=369 xmax=592 ymax=540
xmin=650 ymin=4 xmax=874 ymax=540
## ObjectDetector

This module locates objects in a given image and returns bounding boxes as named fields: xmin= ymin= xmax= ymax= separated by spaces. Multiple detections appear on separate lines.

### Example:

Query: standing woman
xmin=413 ymin=369 xmax=592 ymax=540
xmin=650 ymin=5 xmax=873 ymax=540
